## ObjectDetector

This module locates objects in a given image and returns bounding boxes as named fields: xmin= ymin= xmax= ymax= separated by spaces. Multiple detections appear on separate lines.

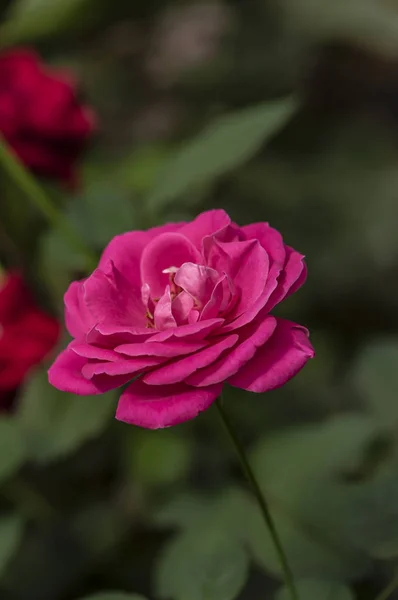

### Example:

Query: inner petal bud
xmin=174 ymin=263 xmax=219 ymax=309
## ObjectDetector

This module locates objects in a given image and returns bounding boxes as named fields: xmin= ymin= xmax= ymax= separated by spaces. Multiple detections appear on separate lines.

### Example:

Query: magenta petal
xmin=82 ymin=356 xmax=163 ymax=379
xmin=187 ymin=316 xmax=277 ymax=386
xmin=64 ymin=280 xmax=95 ymax=339
xmin=149 ymin=318 xmax=224 ymax=342
xmin=265 ymin=247 xmax=307 ymax=312
xmin=69 ymin=341 xmax=119 ymax=361
xmin=172 ymin=291 xmax=195 ymax=324
xmin=83 ymin=261 xmax=146 ymax=328
xmin=228 ymin=318 xmax=314 ymax=392
xmin=242 ymin=222 xmax=286 ymax=269
xmin=154 ymin=286 xmax=177 ymax=330
xmin=178 ymin=209 xmax=232 ymax=250
xmin=48 ymin=347 xmax=111 ymax=394
xmin=116 ymin=380 xmax=222 ymax=428
xmin=115 ymin=340 xmax=206 ymax=357
xmin=174 ymin=263 xmax=219 ymax=308
xmin=143 ymin=334 xmax=238 ymax=385
xmin=99 ymin=222 xmax=184 ymax=287
xmin=140 ymin=233 xmax=201 ymax=299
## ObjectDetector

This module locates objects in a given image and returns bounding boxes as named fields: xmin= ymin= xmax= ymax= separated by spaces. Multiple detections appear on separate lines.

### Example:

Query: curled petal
xmin=116 ymin=380 xmax=222 ymax=429
xmin=228 ymin=318 xmax=314 ymax=392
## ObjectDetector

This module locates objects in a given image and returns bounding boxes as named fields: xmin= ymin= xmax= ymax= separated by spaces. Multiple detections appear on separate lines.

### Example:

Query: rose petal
xmin=99 ymin=222 xmax=184 ymax=288
xmin=64 ymin=280 xmax=95 ymax=339
xmin=228 ymin=318 xmax=314 ymax=392
xmin=115 ymin=339 xmax=206 ymax=357
xmin=265 ymin=247 xmax=307 ymax=312
xmin=83 ymin=261 xmax=146 ymax=329
xmin=141 ymin=233 xmax=201 ymax=299
xmin=174 ymin=263 xmax=219 ymax=308
xmin=187 ymin=315 xmax=277 ymax=387
xmin=48 ymin=347 xmax=127 ymax=394
xmin=116 ymin=380 xmax=222 ymax=428
xmin=82 ymin=356 xmax=163 ymax=379
xmin=154 ymin=286 xmax=177 ymax=330
xmin=143 ymin=334 xmax=238 ymax=385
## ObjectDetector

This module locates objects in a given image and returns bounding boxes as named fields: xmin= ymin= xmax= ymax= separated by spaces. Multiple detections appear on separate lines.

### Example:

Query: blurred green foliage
xmin=0 ymin=0 xmax=398 ymax=599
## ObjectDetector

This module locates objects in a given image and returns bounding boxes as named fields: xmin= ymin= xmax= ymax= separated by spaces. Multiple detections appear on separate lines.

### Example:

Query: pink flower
xmin=48 ymin=210 xmax=314 ymax=429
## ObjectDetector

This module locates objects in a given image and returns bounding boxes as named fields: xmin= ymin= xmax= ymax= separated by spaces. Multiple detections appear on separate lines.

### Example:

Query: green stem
xmin=0 ymin=136 xmax=97 ymax=272
xmin=375 ymin=572 xmax=398 ymax=600
xmin=215 ymin=397 xmax=298 ymax=600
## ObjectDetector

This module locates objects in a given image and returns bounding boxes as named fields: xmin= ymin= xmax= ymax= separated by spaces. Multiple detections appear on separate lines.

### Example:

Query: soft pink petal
xmin=187 ymin=316 xmax=277 ymax=386
xmin=115 ymin=340 xmax=207 ymax=357
xmin=64 ymin=280 xmax=95 ymax=339
xmin=174 ymin=263 xmax=219 ymax=308
xmin=143 ymin=334 xmax=238 ymax=385
xmin=140 ymin=233 xmax=201 ymax=299
xmin=172 ymin=291 xmax=195 ymax=324
xmin=48 ymin=347 xmax=123 ymax=394
xmin=228 ymin=318 xmax=314 ymax=392
xmin=99 ymin=222 xmax=184 ymax=287
xmin=265 ymin=247 xmax=307 ymax=312
xmin=200 ymin=274 xmax=235 ymax=320
xmin=154 ymin=286 xmax=177 ymax=330
xmin=83 ymin=261 xmax=146 ymax=329
xmin=116 ymin=380 xmax=222 ymax=428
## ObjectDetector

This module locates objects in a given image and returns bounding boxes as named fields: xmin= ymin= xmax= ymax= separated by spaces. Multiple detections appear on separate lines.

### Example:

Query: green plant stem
xmin=0 ymin=136 xmax=97 ymax=272
xmin=215 ymin=397 xmax=298 ymax=600
xmin=375 ymin=571 xmax=398 ymax=600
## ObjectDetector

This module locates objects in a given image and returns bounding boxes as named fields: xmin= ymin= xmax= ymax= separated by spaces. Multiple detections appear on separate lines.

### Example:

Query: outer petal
xmin=140 ymin=233 xmax=201 ymax=299
xmin=143 ymin=334 xmax=238 ymax=385
xmin=48 ymin=347 xmax=119 ymax=394
xmin=149 ymin=318 xmax=224 ymax=342
xmin=64 ymin=280 xmax=95 ymax=339
xmin=83 ymin=261 xmax=146 ymax=329
xmin=207 ymin=239 xmax=269 ymax=317
xmin=228 ymin=319 xmax=314 ymax=392
xmin=82 ymin=356 xmax=163 ymax=379
xmin=265 ymin=247 xmax=307 ymax=312
xmin=187 ymin=316 xmax=277 ymax=387
xmin=116 ymin=380 xmax=222 ymax=429
xmin=99 ymin=222 xmax=184 ymax=287
xmin=115 ymin=340 xmax=207 ymax=358
xmin=178 ymin=209 xmax=233 ymax=250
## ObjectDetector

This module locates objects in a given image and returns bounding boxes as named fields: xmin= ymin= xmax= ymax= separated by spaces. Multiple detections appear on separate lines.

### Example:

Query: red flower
xmin=0 ymin=272 xmax=60 ymax=410
xmin=0 ymin=49 xmax=95 ymax=183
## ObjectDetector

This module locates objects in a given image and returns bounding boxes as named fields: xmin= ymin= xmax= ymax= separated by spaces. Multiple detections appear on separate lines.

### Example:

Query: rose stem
xmin=374 ymin=571 xmax=398 ymax=600
xmin=215 ymin=396 xmax=298 ymax=600
xmin=0 ymin=136 xmax=97 ymax=272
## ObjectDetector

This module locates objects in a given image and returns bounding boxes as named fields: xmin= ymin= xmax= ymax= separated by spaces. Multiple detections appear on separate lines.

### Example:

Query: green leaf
xmin=69 ymin=184 xmax=136 ymax=249
xmin=245 ymin=415 xmax=377 ymax=579
xmin=155 ymin=528 xmax=249 ymax=600
xmin=78 ymin=593 xmax=148 ymax=600
xmin=0 ymin=0 xmax=97 ymax=43
xmin=17 ymin=369 xmax=115 ymax=464
xmin=275 ymin=579 xmax=354 ymax=600
xmin=351 ymin=339 xmax=398 ymax=430
xmin=0 ymin=515 xmax=24 ymax=577
xmin=147 ymin=98 xmax=297 ymax=210
xmin=125 ymin=429 xmax=193 ymax=486
xmin=0 ymin=418 xmax=27 ymax=483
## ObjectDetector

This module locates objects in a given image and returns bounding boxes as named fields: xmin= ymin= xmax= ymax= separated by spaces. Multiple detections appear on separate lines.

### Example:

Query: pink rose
xmin=49 ymin=210 xmax=314 ymax=428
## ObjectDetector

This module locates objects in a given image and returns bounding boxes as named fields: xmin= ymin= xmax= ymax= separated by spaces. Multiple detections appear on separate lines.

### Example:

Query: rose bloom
xmin=49 ymin=210 xmax=314 ymax=428
xmin=0 ymin=272 xmax=60 ymax=411
xmin=0 ymin=49 xmax=94 ymax=183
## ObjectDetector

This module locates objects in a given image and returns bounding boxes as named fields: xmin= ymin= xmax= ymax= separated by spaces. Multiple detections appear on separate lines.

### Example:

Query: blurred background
xmin=0 ymin=0 xmax=398 ymax=599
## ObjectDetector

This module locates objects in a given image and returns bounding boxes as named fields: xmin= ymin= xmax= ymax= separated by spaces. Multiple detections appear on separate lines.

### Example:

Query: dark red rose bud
xmin=0 ymin=49 xmax=95 ymax=183
xmin=0 ymin=272 xmax=60 ymax=411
